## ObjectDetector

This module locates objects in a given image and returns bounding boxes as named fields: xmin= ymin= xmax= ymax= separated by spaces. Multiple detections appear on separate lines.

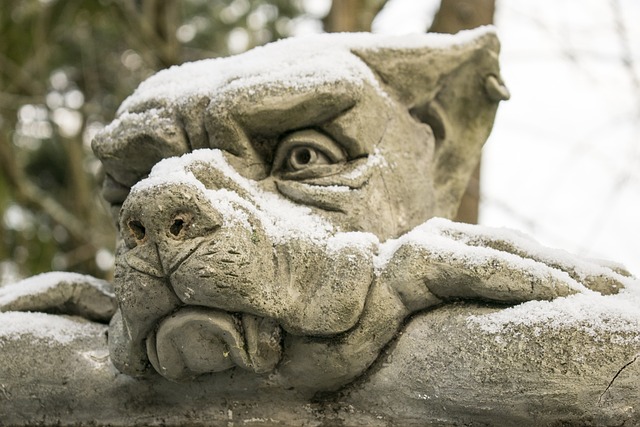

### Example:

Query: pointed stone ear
xmin=353 ymin=28 xmax=509 ymax=219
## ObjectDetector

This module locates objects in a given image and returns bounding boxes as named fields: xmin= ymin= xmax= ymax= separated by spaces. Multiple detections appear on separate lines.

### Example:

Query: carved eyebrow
xmin=204 ymin=82 xmax=364 ymax=160
xmin=236 ymin=87 xmax=357 ymax=135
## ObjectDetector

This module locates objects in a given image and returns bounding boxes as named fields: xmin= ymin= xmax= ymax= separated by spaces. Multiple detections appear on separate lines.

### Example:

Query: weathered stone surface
xmin=1 ymin=28 xmax=639 ymax=425
xmin=2 ymin=303 xmax=639 ymax=426
xmin=349 ymin=303 xmax=640 ymax=425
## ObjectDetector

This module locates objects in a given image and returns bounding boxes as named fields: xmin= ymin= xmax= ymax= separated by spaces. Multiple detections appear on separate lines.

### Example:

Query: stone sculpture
xmin=1 ymin=28 xmax=639 ymax=425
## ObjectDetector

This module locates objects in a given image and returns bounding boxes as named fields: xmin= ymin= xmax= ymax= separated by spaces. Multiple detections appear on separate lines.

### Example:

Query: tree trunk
xmin=429 ymin=0 xmax=496 ymax=224
xmin=324 ymin=0 xmax=387 ymax=33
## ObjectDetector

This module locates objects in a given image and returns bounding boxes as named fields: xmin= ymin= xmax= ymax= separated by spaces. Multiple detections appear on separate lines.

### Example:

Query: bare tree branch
xmin=0 ymin=52 xmax=44 ymax=96
xmin=114 ymin=0 xmax=181 ymax=67
xmin=0 ymin=133 xmax=98 ymax=251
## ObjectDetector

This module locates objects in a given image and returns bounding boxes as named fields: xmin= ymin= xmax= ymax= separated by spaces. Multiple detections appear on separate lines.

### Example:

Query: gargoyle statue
xmin=93 ymin=27 xmax=631 ymax=392
xmin=1 ymin=27 xmax=637 ymax=425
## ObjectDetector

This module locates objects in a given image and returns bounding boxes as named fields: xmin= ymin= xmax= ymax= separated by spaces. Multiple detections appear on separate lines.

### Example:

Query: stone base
xmin=1 ymin=302 xmax=638 ymax=426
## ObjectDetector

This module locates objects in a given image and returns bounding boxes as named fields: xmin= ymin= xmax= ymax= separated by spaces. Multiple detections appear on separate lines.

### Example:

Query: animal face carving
xmin=93 ymin=28 xmax=512 ymax=393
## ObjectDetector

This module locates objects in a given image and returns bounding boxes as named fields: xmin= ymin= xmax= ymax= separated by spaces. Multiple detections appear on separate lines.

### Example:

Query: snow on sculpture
xmin=1 ymin=28 xmax=639 ymax=425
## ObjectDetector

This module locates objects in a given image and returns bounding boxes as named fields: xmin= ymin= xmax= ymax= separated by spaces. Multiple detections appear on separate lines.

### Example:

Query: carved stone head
xmin=93 ymin=28 xmax=508 ymax=393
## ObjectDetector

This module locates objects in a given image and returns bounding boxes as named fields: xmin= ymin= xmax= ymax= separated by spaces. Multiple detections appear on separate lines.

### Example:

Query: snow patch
xmin=426 ymin=217 xmax=631 ymax=282
xmin=374 ymin=218 xmax=591 ymax=294
xmin=467 ymin=280 xmax=640 ymax=340
xmin=343 ymin=149 xmax=388 ymax=180
xmin=101 ymin=108 xmax=167 ymax=135
xmin=0 ymin=272 xmax=113 ymax=306
xmin=117 ymin=27 xmax=496 ymax=115
xmin=133 ymin=149 xmax=336 ymax=245
xmin=0 ymin=311 xmax=104 ymax=346
xmin=326 ymin=232 xmax=379 ymax=255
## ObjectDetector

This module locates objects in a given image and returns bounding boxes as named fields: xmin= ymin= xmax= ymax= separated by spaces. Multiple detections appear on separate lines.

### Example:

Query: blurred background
xmin=1 ymin=0 xmax=638 ymax=284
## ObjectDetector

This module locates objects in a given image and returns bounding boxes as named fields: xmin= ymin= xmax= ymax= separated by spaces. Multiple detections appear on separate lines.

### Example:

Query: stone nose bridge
xmin=119 ymin=181 xmax=222 ymax=278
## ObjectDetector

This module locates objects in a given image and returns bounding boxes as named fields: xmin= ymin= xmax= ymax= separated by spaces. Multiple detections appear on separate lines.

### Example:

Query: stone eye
xmin=273 ymin=130 xmax=346 ymax=178
xmin=287 ymin=146 xmax=330 ymax=171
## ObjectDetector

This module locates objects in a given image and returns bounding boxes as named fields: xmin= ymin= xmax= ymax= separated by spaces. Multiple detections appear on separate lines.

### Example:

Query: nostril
xmin=168 ymin=212 xmax=193 ymax=239
xmin=170 ymin=218 xmax=185 ymax=237
xmin=128 ymin=220 xmax=146 ymax=241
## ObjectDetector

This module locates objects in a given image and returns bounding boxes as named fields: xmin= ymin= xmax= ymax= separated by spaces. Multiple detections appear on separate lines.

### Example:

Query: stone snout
xmin=120 ymin=184 xmax=222 ymax=281
xmin=110 ymin=155 xmax=379 ymax=390
xmin=115 ymin=181 xmax=283 ymax=381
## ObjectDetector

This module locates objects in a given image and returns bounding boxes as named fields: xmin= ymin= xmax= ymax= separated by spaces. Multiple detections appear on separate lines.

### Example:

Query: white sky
xmin=374 ymin=0 xmax=640 ymax=276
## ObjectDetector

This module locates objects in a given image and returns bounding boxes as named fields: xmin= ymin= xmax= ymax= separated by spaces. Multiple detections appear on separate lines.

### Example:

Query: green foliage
xmin=0 ymin=0 xmax=314 ymax=283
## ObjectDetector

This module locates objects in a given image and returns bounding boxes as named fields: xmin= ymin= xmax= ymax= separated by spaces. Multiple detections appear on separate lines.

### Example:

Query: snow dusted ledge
xmin=2 ymin=292 xmax=640 ymax=425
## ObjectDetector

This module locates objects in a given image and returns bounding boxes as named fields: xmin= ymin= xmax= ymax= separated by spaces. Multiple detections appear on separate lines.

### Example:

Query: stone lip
xmin=145 ymin=306 xmax=282 ymax=381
